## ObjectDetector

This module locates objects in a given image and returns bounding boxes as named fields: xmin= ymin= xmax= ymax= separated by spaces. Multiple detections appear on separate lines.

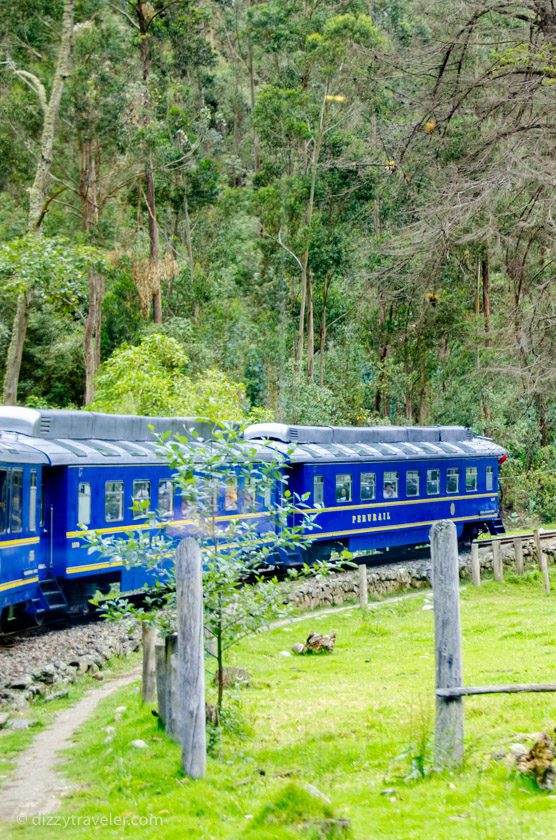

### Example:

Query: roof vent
xmin=39 ymin=416 xmax=52 ymax=434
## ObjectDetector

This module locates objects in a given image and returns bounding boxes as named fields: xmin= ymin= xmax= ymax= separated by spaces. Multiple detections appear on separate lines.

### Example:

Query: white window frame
xmin=383 ymin=471 xmax=399 ymax=499
xmin=313 ymin=475 xmax=324 ymax=506
xmin=426 ymin=469 xmax=440 ymax=496
xmin=406 ymin=470 xmax=420 ymax=498
xmin=446 ymin=467 xmax=459 ymax=494
xmin=360 ymin=472 xmax=376 ymax=501
xmin=78 ymin=482 xmax=92 ymax=526
xmin=466 ymin=467 xmax=478 ymax=492
xmin=335 ymin=474 xmax=352 ymax=503
xmin=105 ymin=480 xmax=124 ymax=522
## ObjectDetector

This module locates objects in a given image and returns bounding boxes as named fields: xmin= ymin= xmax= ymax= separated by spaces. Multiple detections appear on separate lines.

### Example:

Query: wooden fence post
xmin=141 ymin=624 xmax=158 ymax=704
xmin=492 ymin=540 xmax=503 ymax=582
xmin=155 ymin=641 xmax=167 ymax=725
xmin=513 ymin=538 xmax=524 ymax=575
xmin=534 ymin=529 xmax=550 ymax=594
xmin=176 ymin=537 xmax=206 ymax=779
xmin=470 ymin=542 xmax=481 ymax=586
xmin=359 ymin=563 xmax=368 ymax=609
xmin=165 ymin=634 xmax=179 ymax=741
xmin=431 ymin=520 xmax=464 ymax=768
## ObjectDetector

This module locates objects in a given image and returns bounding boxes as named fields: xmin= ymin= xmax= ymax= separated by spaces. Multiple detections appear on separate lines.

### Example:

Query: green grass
xmin=478 ymin=521 xmax=556 ymax=538
xmin=5 ymin=579 xmax=556 ymax=839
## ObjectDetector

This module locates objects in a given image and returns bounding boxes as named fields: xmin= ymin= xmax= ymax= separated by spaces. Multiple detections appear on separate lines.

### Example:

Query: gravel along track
xmin=0 ymin=620 xmax=141 ymax=708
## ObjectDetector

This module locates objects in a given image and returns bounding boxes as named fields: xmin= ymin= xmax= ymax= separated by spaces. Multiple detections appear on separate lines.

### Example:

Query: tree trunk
xmin=27 ymin=0 xmax=75 ymax=230
xmin=247 ymin=6 xmax=260 ymax=174
xmin=297 ymin=85 xmax=329 ymax=376
xmin=481 ymin=252 xmax=491 ymax=423
xmin=80 ymin=139 xmax=104 ymax=405
xmin=79 ymin=137 xmax=98 ymax=233
xmin=3 ymin=292 xmax=31 ymax=405
xmin=319 ymin=277 xmax=330 ymax=387
xmin=136 ymin=2 xmax=162 ymax=323
xmin=182 ymin=185 xmax=199 ymax=323
xmin=2 ymin=0 xmax=75 ymax=405
xmin=374 ymin=300 xmax=392 ymax=416
xmin=84 ymin=271 xmax=104 ymax=404
xmin=306 ymin=269 xmax=314 ymax=383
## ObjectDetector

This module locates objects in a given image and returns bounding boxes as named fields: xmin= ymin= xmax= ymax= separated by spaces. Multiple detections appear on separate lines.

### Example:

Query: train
xmin=0 ymin=408 xmax=507 ymax=627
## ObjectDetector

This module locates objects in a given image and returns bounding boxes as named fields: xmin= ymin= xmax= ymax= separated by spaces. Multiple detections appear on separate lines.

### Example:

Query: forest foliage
xmin=0 ymin=0 xmax=554 ymax=520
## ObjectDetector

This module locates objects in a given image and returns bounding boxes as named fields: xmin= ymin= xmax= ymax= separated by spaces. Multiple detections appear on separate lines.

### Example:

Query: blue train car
xmin=0 ymin=409 xmax=274 ymax=624
xmin=244 ymin=423 xmax=507 ymax=561
xmin=0 ymin=436 xmax=45 ymax=619
xmin=0 ymin=409 xmax=507 ymax=625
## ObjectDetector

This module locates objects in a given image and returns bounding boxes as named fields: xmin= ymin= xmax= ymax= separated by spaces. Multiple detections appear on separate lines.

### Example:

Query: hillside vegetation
xmin=0 ymin=1 xmax=554 ymax=520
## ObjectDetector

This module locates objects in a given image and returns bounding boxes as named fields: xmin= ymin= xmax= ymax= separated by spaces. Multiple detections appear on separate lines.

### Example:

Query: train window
xmin=105 ymin=481 xmax=124 ymax=522
xmin=158 ymin=480 xmax=173 ymax=517
xmin=486 ymin=466 xmax=494 ymax=491
xmin=426 ymin=469 xmax=440 ymax=495
xmin=314 ymin=475 xmax=324 ymax=506
xmin=383 ymin=471 xmax=399 ymax=499
xmin=78 ymin=482 xmax=91 ymax=526
xmin=446 ymin=467 xmax=459 ymax=493
xmin=336 ymin=474 xmax=352 ymax=503
xmin=361 ymin=472 xmax=376 ymax=501
xmin=243 ymin=478 xmax=258 ymax=511
xmin=10 ymin=469 xmax=23 ymax=533
xmin=406 ymin=471 xmax=420 ymax=497
xmin=29 ymin=470 xmax=37 ymax=531
xmin=225 ymin=476 xmax=238 ymax=511
xmin=465 ymin=467 xmax=478 ymax=492
xmin=264 ymin=485 xmax=272 ymax=509
xmin=0 ymin=469 xmax=7 ymax=534
xmin=132 ymin=480 xmax=151 ymax=519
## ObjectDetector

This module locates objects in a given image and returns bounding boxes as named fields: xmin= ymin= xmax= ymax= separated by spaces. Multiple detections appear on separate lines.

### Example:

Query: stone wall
xmin=286 ymin=558 xmax=433 ymax=611
xmin=285 ymin=535 xmax=556 ymax=612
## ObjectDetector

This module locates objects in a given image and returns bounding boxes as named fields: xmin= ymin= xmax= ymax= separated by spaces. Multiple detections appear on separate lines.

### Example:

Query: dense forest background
xmin=0 ymin=0 xmax=554 ymax=521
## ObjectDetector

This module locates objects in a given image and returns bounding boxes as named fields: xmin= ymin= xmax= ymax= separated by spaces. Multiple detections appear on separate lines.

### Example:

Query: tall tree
xmin=2 ymin=0 xmax=75 ymax=404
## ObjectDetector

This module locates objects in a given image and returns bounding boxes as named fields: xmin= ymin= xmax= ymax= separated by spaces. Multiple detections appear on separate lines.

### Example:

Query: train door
xmin=40 ymin=466 xmax=68 ymax=577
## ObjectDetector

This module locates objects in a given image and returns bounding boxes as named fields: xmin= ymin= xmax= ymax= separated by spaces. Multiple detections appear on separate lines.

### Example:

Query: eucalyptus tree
xmin=1 ymin=0 xmax=76 ymax=404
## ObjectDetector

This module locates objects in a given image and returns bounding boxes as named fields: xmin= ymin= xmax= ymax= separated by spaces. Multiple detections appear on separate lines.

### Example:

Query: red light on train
xmin=498 ymin=454 xmax=508 ymax=465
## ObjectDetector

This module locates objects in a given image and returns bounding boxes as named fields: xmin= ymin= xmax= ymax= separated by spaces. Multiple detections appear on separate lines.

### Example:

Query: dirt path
xmin=271 ymin=587 xmax=431 ymax=628
xmin=0 ymin=667 xmax=140 ymax=823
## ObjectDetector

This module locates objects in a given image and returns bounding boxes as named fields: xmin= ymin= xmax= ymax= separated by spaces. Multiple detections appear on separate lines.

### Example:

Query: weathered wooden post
xmin=534 ymin=529 xmax=550 ymax=594
xmin=470 ymin=542 xmax=481 ymax=586
xmin=141 ymin=623 xmax=158 ymax=704
xmin=176 ymin=537 xmax=206 ymax=778
xmin=431 ymin=520 xmax=464 ymax=769
xmin=492 ymin=540 xmax=503 ymax=582
xmin=513 ymin=537 xmax=524 ymax=575
xmin=155 ymin=641 xmax=167 ymax=725
xmin=165 ymin=634 xmax=179 ymax=741
xmin=359 ymin=563 xmax=368 ymax=609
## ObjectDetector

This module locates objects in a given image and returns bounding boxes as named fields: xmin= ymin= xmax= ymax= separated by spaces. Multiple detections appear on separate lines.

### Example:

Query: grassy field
xmin=6 ymin=572 xmax=556 ymax=839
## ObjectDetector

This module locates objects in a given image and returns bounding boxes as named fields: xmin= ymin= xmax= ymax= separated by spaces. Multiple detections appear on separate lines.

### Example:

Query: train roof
xmin=0 ymin=408 xmax=213 ymax=442
xmin=0 ymin=437 xmax=48 ymax=465
xmin=243 ymin=423 xmax=507 ymax=463
xmin=0 ymin=409 xmax=507 ymax=467
xmin=0 ymin=408 xmax=214 ymax=466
